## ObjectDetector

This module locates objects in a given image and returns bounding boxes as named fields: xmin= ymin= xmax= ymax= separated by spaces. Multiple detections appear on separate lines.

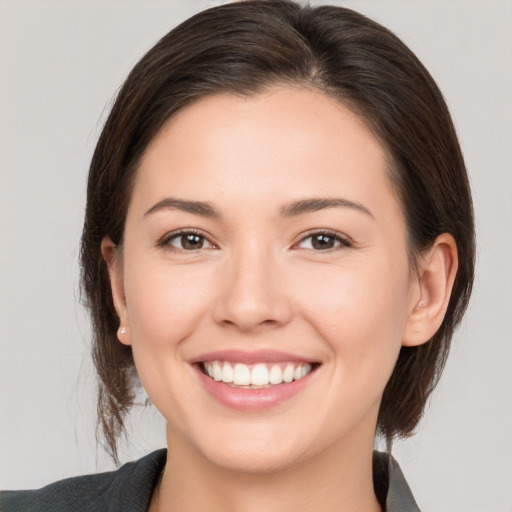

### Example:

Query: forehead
xmin=130 ymin=87 xmax=398 ymax=221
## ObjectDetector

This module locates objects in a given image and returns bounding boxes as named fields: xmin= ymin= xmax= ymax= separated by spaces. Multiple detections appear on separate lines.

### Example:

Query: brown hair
xmin=80 ymin=0 xmax=475 ymax=461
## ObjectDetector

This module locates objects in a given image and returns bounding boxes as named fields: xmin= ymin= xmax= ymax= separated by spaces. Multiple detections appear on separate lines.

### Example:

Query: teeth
xmin=202 ymin=361 xmax=313 ymax=387
xmin=251 ymin=364 xmax=269 ymax=385
xmin=301 ymin=364 xmax=311 ymax=377
xmin=213 ymin=362 xmax=222 ymax=381
xmin=233 ymin=363 xmax=251 ymax=385
xmin=222 ymin=363 xmax=234 ymax=383
xmin=283 ymin=364 xmax=294 ymax=383
xmin=269 ymin=365 xmax=283 ymax=385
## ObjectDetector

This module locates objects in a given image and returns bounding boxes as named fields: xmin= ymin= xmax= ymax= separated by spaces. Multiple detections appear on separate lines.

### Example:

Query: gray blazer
xmin=1 ymin=450 xmax=420 ymax=511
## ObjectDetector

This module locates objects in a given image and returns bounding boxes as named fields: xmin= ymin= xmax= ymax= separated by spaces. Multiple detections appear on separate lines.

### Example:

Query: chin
xmin=204 ymin=444 xmax=305 ymax=475
xmin=190 ymin=423 xmax=311 ymax=475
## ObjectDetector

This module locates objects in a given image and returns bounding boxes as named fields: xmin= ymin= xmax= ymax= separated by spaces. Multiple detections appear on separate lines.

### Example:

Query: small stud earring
xmin=415 ymin=300 xmax=425 ymax=311
xmin=119 ymin=326 xmax=127 ymax=334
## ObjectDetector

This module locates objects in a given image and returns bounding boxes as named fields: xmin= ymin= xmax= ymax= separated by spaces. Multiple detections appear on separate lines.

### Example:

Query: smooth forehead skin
xmin=130 ymin=87 xmax=401 ymax=233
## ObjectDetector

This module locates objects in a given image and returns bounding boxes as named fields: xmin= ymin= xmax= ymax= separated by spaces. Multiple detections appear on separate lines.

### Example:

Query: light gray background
xmin=1 ymin=1 xmax=511 ymax=511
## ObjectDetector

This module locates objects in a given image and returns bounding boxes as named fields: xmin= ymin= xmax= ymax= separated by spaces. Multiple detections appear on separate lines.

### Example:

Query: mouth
xmin=192 ymin=350 xmax=321 ymax=410
xmin=199 ymin=360 xmax=317 ymax=389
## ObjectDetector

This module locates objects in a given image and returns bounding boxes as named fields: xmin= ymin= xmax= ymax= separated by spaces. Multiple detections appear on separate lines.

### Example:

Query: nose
xmin=213 ymin=243 xmax=293 ymax=332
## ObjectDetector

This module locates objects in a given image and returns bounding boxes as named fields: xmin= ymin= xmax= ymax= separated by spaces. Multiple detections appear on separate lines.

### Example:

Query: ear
xmin=402 ymin=233 xmax=458 ymax=347
xmin=101 ymin=237 xmax=131 ymax=346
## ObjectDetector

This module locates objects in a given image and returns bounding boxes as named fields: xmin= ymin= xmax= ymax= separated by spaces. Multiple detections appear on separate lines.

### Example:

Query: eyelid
xmin=158 ymin=228 xmax=218 ymax=251
xmin=157 ymin=227 xmax=352 ymax=252
xmin=292 ymin=229 xmax=353 ymax=250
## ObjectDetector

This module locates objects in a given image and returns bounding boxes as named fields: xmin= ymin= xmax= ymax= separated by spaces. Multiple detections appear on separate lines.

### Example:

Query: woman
xmin=1 ymin=1 xmax=475 ymax=510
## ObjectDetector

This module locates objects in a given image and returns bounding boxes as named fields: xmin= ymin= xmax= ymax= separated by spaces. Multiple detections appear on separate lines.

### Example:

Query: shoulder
xmin=0 ymin=449 xmax=166 ymax=512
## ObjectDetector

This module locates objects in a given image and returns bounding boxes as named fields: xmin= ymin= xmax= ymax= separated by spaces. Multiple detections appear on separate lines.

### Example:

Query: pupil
xmin=183 ymin=234 xmax=203 ymax=250
xmin=312 ymin=234 xmax=334 ymax=250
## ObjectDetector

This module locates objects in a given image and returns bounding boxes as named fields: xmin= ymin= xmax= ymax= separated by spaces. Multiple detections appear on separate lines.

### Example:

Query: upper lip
xmin=190 ymin=349 xmax=318 ymax=365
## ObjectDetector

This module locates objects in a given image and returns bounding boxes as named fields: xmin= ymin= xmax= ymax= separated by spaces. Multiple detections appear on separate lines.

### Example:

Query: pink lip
xmin=193 ymin=365 xmax=315 ymax=411
xmin=191 ymin=349 xmax=315 ymax=364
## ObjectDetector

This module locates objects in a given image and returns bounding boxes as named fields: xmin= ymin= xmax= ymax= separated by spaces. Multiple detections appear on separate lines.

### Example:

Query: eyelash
xmin=294 ymin=230 xmax=352 ymax=251
xmin=158 ymin=229 xmax=216 ymax=252
xmin=158 ymin=229 xmax=352 ymax=253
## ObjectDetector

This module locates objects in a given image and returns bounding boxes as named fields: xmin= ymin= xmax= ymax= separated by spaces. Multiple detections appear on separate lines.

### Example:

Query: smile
xmin=202 ymin=361 xmax=313 ymax=388
xmin=193 ymin=351 xmax=320 ymax=410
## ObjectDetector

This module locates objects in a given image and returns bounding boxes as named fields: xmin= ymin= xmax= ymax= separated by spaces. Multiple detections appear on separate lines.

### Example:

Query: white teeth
xmin=283 ymin=364 xmax=294 ymax=383
xmin=213 ymin=362 xmax=222 ymax=381
xmin=269 ymin=365 xmax=283 ymax=385
xmin=221 ymin=363 xmax=234 ymax=383
xmin=251 ymin=364 xmax=270 ymax=386
xmin=233 ymin=363 xmax=251 ymax=385
xmin=203 ymin=361 xmax=313 ymax=387
xmin=301 ymin=363 xmax=311 ymax=377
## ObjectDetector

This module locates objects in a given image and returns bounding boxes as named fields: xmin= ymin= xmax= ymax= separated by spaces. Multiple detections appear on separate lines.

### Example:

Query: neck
xmin=151 ymin=427 xmax=382 ymax=512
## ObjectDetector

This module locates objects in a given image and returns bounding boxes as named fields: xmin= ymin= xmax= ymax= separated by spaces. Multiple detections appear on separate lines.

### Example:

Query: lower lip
xmin=194 ymin=365 xmax=314 ymax=411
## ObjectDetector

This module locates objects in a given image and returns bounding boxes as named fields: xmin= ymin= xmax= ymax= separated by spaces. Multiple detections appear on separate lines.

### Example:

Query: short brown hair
xmin=80 ymin=0 xmax=475 ymax=461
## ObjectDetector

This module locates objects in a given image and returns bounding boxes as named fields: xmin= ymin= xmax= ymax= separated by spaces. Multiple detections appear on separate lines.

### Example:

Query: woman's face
xmin=110 ymin=87 xmax=420 ymax=472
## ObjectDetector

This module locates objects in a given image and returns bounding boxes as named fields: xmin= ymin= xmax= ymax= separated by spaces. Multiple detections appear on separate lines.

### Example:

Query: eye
xmin=297 ymin=231 xmax=351 ymax=251
xmin=161 ymin=230 xmax=215 ymax=251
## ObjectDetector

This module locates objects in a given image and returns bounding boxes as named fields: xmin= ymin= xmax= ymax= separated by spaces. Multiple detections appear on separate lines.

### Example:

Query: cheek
xmin=295 ymin=256 xmax=411 ymax=372
xmin=121 ymin=256 xmax=217 ymax=421
xmin=123 ymin=257 xmax=214 ymax=348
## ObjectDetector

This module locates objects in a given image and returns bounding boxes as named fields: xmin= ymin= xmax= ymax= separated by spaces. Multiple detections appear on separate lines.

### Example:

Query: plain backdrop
xmin=0 ymin=1 xmax=511 ymax=511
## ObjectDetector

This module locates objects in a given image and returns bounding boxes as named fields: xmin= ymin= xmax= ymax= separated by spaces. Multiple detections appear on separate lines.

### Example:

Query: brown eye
xmin=297 ymin=232 xmax=350 ymax=251
xmin=166 ymin=231 xmax=213 ymax=251
xmin=181 ymin=234 xmax=204 ymax=250
xmin=312 ymin=234 xmax=335 ymax=250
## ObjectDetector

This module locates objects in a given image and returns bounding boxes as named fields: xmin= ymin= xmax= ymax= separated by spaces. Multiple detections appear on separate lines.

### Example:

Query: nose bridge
xmin=214 ymin=238 xmax=291 ymax=331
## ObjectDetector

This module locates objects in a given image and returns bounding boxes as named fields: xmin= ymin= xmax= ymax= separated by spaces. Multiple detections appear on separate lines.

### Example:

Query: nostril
xmin=218 ymin=317 xmax=279 ymax=330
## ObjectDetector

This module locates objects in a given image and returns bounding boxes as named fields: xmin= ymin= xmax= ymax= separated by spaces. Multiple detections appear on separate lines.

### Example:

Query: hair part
xmin=80 ymin=0 xmax=475 ymax=462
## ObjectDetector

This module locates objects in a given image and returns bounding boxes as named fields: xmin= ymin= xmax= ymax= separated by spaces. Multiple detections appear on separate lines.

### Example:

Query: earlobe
xmin=101 ymin=237 xmax=132 ymax=346
xmin=402 ymin=233 xmax=458 ymax=347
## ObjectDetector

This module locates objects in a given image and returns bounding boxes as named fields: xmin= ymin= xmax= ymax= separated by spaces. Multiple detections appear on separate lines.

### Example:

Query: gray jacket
xmin=1 ymin=449 xmax=420 ymax=511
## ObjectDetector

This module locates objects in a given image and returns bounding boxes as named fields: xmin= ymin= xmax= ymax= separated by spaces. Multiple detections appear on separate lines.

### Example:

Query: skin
xmin=103 ymin=87 xmax=457 ymax=512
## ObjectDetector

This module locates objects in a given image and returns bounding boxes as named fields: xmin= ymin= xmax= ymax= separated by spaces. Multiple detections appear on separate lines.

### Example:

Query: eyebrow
xmin=280 ymin=198 xmax=373 ymax=218
xmin=144 ymin=198 xmax=220 ymax=218
xmin=143 ymin=196 xmax=373 ymax=220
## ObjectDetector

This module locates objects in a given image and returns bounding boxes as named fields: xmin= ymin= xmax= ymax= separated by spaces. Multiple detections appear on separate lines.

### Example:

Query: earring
xmin=415 ymin=300 xmax=425 ymax=311
xmin=119 ymin=326 xmax=127 ymax=335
